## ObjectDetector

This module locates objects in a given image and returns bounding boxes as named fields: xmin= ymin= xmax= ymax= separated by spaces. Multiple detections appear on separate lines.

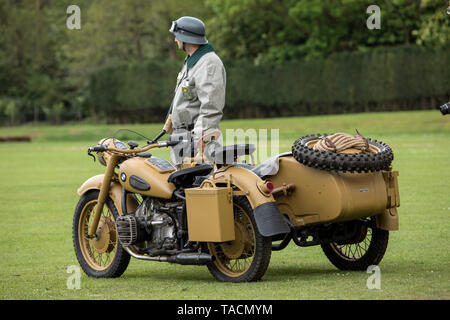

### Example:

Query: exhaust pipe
xmin=167 ymin=253 xmax=215 ymax=265
xmin=123 ymin=247 xmax=214 ymax=265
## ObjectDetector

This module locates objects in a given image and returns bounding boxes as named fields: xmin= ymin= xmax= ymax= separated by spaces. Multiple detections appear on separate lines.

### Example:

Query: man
xmin=164 ymin=16 xmax=226 ymax=164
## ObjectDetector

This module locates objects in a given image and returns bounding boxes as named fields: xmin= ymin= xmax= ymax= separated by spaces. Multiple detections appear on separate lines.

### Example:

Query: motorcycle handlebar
xmin=89 ymin=145 xmax=108 ymax=152
xmin=88 ymin=139 xmax=180 ymax=156
xmin=148 ymin=130 xmax=167 ymax=144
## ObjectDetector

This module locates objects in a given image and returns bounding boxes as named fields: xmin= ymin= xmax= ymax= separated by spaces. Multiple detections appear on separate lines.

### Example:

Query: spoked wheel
xmin=72 ymin=190 xmax=130 ymax=278
xmin=206 ymin=197 xmax=271 ymax=282
xmin=321 ymin=219 xmax=389 ymax=270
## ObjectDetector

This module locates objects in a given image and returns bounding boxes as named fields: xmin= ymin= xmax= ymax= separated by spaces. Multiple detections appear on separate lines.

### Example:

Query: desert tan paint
xmin=267 ymin=156 xmax=399 ymax=229
xmin=212 ymin=166 xmax=276 ymax=208
xmin=185 ymin=179 xmax=235 ymax=242
xmin=78 ymin=147 xmax=399 ymax=239
xmin=77 ymin=174 xmax=139 ymax=215
xmin=118 ymin=157 xmax=176 ymax=199
xmin=183 ymin=169 xmax=276 ymax=242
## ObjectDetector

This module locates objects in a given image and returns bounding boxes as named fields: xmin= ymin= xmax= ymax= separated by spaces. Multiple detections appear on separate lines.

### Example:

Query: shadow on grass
xmin=121 ymin=265 xmax=216 ymax=283
xmin=118 ymin=262 xmax=350 ymax=283
xmin=264 ymin=264 xmax=347 ymax=282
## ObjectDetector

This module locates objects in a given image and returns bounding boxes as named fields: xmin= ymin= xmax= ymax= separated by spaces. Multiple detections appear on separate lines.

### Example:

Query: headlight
xmin=114 ymin=140 xmax=127 ymax=149
xmin=95 ymin=138 xmax=127 ymax=166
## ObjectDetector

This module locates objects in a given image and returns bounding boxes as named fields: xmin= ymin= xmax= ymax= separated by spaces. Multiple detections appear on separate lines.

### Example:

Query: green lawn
xmin=0 ymin=110 xmax=449 ymax=300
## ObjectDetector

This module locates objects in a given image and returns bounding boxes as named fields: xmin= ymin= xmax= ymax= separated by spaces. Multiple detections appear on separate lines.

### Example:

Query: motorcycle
xmin=72 ymin=129 xmax=400 ymax=282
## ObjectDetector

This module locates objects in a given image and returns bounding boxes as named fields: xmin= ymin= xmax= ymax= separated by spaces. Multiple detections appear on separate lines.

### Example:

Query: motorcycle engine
xmin=116 ymin=198 xmax=177 ymax=252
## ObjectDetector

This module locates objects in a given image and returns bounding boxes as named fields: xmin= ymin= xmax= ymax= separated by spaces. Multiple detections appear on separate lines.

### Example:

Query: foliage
xmin=413 ymin=1 xmax=450 ymax=47
xmin=206 ymin=0 xmax=449 ymax=63
xmin=0 ymin=0 xmax=448 ymax=124
xmin=87 ymin=45 xmax=450 ymax=122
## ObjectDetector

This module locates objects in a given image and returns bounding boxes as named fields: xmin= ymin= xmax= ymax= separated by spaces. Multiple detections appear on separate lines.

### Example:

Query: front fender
xmin=77 ymin=174 xmax=138 ymax=215
xmin=213 ymin=166 xmax=290 ymax=237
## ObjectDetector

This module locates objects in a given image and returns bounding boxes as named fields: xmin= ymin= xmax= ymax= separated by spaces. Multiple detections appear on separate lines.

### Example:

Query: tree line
xmin=0 ymin=0 xmax=448 ymax=125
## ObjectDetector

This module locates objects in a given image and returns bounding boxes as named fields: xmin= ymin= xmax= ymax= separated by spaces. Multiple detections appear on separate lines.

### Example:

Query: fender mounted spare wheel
xmin=291 ymin=134 xmax=394 ymax=173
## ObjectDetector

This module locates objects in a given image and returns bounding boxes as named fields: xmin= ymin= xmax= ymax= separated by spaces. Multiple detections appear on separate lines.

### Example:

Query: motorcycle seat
xmin=211 ymin=144 xmax=256 ymax=165
xmin=167 ymin=164 xmax=213 ymax=187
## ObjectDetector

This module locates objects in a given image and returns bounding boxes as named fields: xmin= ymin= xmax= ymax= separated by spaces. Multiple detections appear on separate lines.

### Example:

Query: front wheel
xmin=206 ymin=196 xmax=272 ymax=282
xmin=321 ymin=219 xmax=389 ymax=270
xmin=72 ymin=190 xmax=130 ymax=278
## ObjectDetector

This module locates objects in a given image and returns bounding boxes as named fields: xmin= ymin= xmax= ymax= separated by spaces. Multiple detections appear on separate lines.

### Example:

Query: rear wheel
xmin=206 ymin=197 xmax=272 ymax=282
xmin=321 ymin=219 xmax=389 ymax=270
xmin=72 ymin=190 xmax=130 ymax=278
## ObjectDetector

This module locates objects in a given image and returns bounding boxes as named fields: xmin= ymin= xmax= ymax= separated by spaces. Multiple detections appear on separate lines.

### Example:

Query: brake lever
xmin=87 ymin=145 xmax=107 ymax=162
xmin=87 ymin=148 xmax=96 ymax=162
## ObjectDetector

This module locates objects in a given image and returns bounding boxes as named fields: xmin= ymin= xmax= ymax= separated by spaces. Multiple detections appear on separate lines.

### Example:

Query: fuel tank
xmin=269 ymin=156 xmax=396 ymax=226
xmin=118 ymin=156 xmax=176 ymax=199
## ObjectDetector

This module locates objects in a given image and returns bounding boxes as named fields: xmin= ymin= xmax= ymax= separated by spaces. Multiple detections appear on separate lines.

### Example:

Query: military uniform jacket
xmin=171 ymin=43 xmax=226 ymax=145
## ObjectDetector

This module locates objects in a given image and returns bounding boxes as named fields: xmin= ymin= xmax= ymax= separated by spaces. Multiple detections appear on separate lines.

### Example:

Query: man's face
xmin=174 ymin=37 xmax=183 ymax=49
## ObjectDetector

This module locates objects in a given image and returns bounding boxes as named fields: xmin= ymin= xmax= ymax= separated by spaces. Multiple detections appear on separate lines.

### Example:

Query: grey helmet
xmin=169 ymin=16 xmax=208 ymax=45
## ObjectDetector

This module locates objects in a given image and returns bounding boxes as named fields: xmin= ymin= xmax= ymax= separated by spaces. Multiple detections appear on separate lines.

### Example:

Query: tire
xmin=321 ymin=221 xmax=389 ymax=271
xmin=72 ymin=190 xmax=130 ymax=278
xmin=292 ymin=134 xmax=394 ymax=173
xmin=206 ymin=196 xmax=272 ymax=282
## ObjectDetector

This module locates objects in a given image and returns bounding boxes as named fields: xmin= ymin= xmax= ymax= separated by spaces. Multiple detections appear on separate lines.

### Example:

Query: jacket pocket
xmin=182 ymin=84 xmax=197 ymax=101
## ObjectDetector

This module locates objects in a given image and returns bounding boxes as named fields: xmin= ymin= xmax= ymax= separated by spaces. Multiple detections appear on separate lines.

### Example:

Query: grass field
xmin=0 ymin=110 xmax=449 ymax=300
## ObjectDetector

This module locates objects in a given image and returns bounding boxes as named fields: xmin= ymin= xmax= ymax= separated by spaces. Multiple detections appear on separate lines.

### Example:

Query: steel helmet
xmin=169 ymin=16 xmax=208 ymax=45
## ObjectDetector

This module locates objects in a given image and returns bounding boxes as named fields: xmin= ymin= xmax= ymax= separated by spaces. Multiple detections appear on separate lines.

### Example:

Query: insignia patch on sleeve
xmin=207 ymin=64 xmax=216 ymax=79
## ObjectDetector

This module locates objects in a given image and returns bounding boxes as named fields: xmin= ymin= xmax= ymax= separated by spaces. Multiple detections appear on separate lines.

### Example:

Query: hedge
xmin=87 ymin=45 xmax=450 ymax=123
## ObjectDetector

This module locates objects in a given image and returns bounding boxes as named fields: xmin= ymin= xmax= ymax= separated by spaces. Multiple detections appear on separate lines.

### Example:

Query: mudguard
xmin=213 ymin=166 xmax=290 ymax=237
xmin=77 ymin=174 xmax=138 ymax=215
xmin=253 ymin=202 xmax=290 ymax=237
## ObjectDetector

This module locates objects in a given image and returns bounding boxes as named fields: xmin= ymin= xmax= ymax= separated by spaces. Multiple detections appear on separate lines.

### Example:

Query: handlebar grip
xmin=166 ymin=140 xmax=181 ymax=147
xmin=153 ymin=140 xmax=179 ymax=148
xmin=90 ymin=145 xmax=108 ymax=152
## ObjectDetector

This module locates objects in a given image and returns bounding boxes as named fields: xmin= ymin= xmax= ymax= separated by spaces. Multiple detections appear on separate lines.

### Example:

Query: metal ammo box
xmin=184 ymin=180 xmax=235 ymax=242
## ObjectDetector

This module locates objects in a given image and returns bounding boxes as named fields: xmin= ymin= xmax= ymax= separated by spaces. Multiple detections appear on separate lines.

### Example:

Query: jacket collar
xmin=186 ymin=43 xmax=215 ymax=70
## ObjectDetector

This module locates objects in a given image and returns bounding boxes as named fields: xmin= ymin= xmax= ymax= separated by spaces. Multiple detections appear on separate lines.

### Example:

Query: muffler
xmin=167 ymin=253 xmax=215 ymax=265
xmin=123 ymin=247 xmax=214 ymax=265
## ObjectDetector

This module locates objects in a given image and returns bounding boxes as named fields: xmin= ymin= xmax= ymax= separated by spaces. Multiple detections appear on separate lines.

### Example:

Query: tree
xmin=413 ymin=0 xmax=450 ymax=47
xmin=205 ymin=0 xmax=448 ymax=63
xmin=0 ymin=0 xmax=67 ymax=123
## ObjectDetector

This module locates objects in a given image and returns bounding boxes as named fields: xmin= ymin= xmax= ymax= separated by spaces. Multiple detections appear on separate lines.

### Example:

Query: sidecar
xmin=184 ymin=136 xmax=399 ymax=277
xmin=265 ymin=154 xmax=399 ymax=230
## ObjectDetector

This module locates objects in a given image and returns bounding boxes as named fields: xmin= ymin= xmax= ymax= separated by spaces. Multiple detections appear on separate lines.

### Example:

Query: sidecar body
xmin=267 ymin=154 xmax=399 ymax=230
xmin=184 ymin=152 xmax=399 ymax=244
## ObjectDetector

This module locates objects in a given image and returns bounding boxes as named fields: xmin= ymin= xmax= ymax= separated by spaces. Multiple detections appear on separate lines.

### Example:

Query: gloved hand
xmin=163 ymin=114 xmax=173 ymax=134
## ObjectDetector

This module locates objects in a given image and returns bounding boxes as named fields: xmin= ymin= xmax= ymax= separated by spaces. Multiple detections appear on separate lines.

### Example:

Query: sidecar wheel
xmin=206 ymin=196 xmax=272 ymax=282
xmin=321 ymin=221 xmax=389 ymax=270
xmin=72 ymin=190 xmax=130 ymax=278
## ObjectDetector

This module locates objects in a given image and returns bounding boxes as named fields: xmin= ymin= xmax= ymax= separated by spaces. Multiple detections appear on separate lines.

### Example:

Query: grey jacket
xmin=171 ymin=48 xmax=226 ymax=145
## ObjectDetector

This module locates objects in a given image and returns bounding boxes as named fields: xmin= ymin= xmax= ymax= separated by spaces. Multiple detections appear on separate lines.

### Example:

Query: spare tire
xmin=292 ymin=134 xmax=394 ymax=173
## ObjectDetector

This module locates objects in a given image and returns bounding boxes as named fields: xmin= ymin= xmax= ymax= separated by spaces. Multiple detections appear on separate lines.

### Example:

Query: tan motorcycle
xmin=72 ymin=129 xmax=399 ymax=282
